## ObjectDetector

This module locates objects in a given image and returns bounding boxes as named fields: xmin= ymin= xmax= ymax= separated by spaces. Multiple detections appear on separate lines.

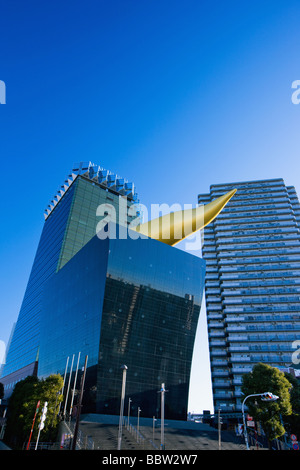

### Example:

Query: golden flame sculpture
xmin=132 ymin=189 xmax=237 ymax=246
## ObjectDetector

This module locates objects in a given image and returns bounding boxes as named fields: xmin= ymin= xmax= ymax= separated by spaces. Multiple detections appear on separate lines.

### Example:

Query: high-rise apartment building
xmin=1 ymin=162 xmax=205 ymax=419
xmin=198 ymin=178 xmax=300 ymax=416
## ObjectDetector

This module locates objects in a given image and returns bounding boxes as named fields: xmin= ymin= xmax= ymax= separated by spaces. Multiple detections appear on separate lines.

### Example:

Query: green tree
xmin=5 ymin=375 xmax=39 ymax=447
xmin=282 ymin=372 xmax=300 ymax=437
xmin=5 ymin=374 xmax=63 ymax=448
xmin=241 ymin=363 xmax=292 ymax=446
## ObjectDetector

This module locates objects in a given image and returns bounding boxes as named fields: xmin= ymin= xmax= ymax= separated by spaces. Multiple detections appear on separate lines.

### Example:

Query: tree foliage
xmin=282 ymin=372 xmax=300 ymax=437
xmin=241 ymin=363 xmax=293 ymax=442
xmin=5 ymin=374 xmax=63 ymax=448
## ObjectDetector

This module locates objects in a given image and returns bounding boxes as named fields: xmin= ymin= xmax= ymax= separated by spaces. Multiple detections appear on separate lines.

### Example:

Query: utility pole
xmin=127 ymin=397 xmax=132 ymax=430
xmin=58 ymin=356 xmax=69 ymax=417
xmin=137 ymin=407 xmax=141 ymax=442
xmin=27 ymin=400 xmax=40 ymax=450
xmin=117 ymin=365 xmax=128 ymax=450
xmin=159 ymin=383 xmax=167 ymax=450
xmin=218 ymin=407 xmax=222 ymax=450
xmin=71 ymin=355 xmax=88 ymax=450
xmin=35 ymin=402 xmax=48 ymax=450
xmin=63 ymin=353 xmax=74 ymax=419
xmin=70 ymin=351 xmax=81 ymax=418
xmin=153 ymin=416 xmax=157 ymax=443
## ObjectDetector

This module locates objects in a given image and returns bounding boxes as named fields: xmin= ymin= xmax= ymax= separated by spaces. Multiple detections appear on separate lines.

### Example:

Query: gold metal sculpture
xmin=132 ymin=189 xmax=237 ymax=246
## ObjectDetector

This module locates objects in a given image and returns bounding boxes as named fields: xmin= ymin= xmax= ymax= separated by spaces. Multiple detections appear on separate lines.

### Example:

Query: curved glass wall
xmin=38 ymin=231 xmax=205 ymax=419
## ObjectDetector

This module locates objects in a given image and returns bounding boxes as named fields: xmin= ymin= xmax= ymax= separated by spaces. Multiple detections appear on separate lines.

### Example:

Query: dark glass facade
xmin=0 ymin=182 xmax=76 ymax=384
xmin=1 ymin=161 xmax=205 ymax=420
xmin=1 ymin=162 xmax=139 ymax=396
xmin=38 ymin=228 xmax=205 ymax=419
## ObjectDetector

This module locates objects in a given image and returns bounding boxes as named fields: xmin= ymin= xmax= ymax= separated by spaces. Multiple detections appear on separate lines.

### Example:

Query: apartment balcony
xmin=206 ymin=305 xmax=224 ymax=311
xmin=213 ymin=381 xmax=231 ymax=388
xmin=227 ymin=335 xmax=248 ymax=342
xmin=226 ymin=325 xmax=246 ymax=332
xmin=213 ymin=391 xmax=234 ymax=399
xmin=225 ymin=316 xmax=245 ymax=323
xmin=211 ymin=360 xmax=229 ymax=367
xmin=230 ymin=356 xmax=251 ymax=362
xmin=210 ymin=352 xmax=227 ymax=359
xmin=211 ymin=370 xmax=230 ymax=377
xmin=208 ymin=331 xmax=226 ymax=338
xmin=228 ymin=333 xmax=297 ymax=342
xmin=231 ymin=366 xmax=252 ymax=374
xmin=228 ymin=346 xmax=250 ymax=352
xmin=248 ymin=344 xmax=295 ymax=352
xmin=209 ymin=340 xmax=227 ymax=347
xmin=207 ymin=313 xmax=224 ymax=321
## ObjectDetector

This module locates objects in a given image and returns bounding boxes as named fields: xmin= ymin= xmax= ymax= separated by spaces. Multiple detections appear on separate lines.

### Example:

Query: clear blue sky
xmin=0 ymin=0 xmax=300 ymax=413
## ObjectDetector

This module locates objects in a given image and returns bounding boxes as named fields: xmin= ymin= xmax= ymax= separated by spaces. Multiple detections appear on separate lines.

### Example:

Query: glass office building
xmin=198 ymin=179 xmax=300 ymax=416
xmin=0 ymin=162 xmax=139 ymax=394
xmin=38 ymin=228 xmax=205 ymax=418
xmin=1 ymin=162 xmax=205 ymax=419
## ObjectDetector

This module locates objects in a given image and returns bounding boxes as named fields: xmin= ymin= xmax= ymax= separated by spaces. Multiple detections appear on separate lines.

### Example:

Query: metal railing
xmin=123 ymin=416 xmax=158 ymax=450
xmin=25 ymin=442 xmax=61 ymax=450
xmin=65 ymin=418 xmax=95 ymax=450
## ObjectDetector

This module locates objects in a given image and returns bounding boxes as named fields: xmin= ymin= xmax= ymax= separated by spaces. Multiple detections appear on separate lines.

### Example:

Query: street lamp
xmin=63 ymin=354 xmax=74 ymax=419
xmin=153 ymin=416 xmax=157 ymax=443
xmin=117 ymin=365 xmax=128 ymax=451
xmin=127 ymin=398 xmax=132 ymax=430
xmin=242 ymin=392 xmax=279 ymax=450
xmin=137 ymin=407 xmax=141 ymax=442
xmin=158 ymin=383 xmax=167 ymax=450
xmin=218 ymin=407 xmax=222 ymax=451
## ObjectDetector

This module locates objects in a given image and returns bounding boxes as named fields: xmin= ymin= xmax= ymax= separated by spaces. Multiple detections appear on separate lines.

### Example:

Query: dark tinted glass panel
xmin=37 ymin=230 xmax=205 ymax=419
xmin=1 ymin=183 xmax=76 ymax=380
xmin=97 ymin=234 xmax=205 ymax=419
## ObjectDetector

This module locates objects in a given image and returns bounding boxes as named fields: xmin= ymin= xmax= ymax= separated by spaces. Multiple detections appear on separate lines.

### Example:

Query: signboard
xmin=247 ymin=415 xmax=255 ymax=427
xmin=237 ymin=424 xmax=243 ymax=435
xmin=291 ymin=434 xmax=299 ymax=450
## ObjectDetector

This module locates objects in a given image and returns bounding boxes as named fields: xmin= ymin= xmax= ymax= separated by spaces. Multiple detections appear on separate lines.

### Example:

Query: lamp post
xmin=58 ymin=356 xmax=69 ymax=417
xmin=69 ymin=351 xmax=81 ymax=419
xmin=71 ymin=355 xmax=88 ymax=450
xmin=159 ymin=383 xmax=167 ymax=450
xmin=242 ymin=392 xmax=279 ymax=450
xmin=218 ymin=407 xmax=222 ymax=450
xmin=117 ymin=365 xmax=128 ymax=450
xmin=153 ymin=416 xmax=157 ymax=443
xmin=127 ymin=398 xmax=132 ymax=430
xmin=137 ymin=407 xmax=141 ymax=442
xmin=63 ymin=353 xmax=74 ymax=419
xmin=35 ymin=401 xmax=48 ymax=450
xmin=27 ymin=400 xmax=40 ymax=450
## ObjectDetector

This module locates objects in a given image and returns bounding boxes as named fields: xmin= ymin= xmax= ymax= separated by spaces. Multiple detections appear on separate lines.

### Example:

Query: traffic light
xmin=39 ymin=401 xmax=48 ymax=430
xmin=260 ymin=392 xmax=279 ymax=402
